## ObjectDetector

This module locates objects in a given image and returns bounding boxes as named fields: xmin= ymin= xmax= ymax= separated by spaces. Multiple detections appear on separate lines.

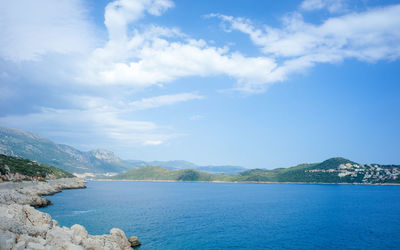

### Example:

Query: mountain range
xmin=109 ymin=157 xmax=400 ymax=184
xmin=0 ymin=127 xmax=245 ymax=174
xmin=0 ymin=127 xmax=399 ymax=184
xmin=0 ymin=127 xmax=134 ymax=174
xmin=126 ymin=160 xmax=245 ymax=174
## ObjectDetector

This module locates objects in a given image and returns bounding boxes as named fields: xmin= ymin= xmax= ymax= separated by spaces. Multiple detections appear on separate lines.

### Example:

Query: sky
xmin=0 ymin=0 xmax=399 ymax=169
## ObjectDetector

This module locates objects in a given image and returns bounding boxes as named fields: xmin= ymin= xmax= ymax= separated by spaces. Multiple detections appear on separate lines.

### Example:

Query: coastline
xmin=93 ymin=178 xmax=400 ymax=185
xmin=0 ymin=178 xmax=140 ymax=249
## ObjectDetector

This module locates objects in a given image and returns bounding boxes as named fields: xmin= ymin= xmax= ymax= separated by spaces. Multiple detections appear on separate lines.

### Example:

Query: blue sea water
xmin=39 ymin=181 xmax=400 ymax=249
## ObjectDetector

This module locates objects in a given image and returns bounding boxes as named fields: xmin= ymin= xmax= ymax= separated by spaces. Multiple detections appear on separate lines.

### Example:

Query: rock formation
xmin=0 ymin=178 xmax=140 ymax=249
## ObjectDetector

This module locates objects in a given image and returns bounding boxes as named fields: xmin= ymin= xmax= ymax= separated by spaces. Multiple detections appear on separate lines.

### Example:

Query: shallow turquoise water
xmin=40 ymin=181 xmax=400 ymax=249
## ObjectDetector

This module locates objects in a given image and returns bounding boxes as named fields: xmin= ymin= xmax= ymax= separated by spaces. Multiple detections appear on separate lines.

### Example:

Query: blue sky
xmin=0 ymin=0 xmax=399 ymax=168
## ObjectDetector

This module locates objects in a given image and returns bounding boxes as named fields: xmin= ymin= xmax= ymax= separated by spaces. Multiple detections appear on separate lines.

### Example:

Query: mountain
xmin=126 ymin=160 xmax=197 ymax=169
xmin=0 ymin=127 xmax=135 ymax=174
xmin=126 ymin=159 xmax=246 ymax=174
xmin=109 ymin=157 xmax=400 ymax=184
xmin=0 ymin=126 xmax=245 ymax=175
xmin=238 ymin=157 xmax=400 ymax=183
xmin=147 ymin=160 xmax=198 ymax=169
xmin=0 ymin=154 xmax=74 ymax=181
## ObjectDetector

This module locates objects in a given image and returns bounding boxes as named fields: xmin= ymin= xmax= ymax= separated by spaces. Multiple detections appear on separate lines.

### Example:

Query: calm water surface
xmin=40 ymin=181 xmax=400 ymax=249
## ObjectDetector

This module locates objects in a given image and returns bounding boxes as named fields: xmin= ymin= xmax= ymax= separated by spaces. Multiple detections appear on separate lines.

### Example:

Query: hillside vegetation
xmin=0 ymin=154 xmax=74 ymax=180
xmin=109 ymin=166 xmax=235 ymax=182
xmin=0 ymin=127 xmax=135 ymax=174
xmin=108 ymin=157 xmax=400 ymax=184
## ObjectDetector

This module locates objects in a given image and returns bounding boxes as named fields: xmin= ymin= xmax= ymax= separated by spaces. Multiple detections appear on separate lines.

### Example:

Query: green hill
xmin=237 ymin=158 xmax=355 ymax=182
xmin=0 ymin=154 xmax=74 ymax=180
xmin=126 ymin=159 xmax=246 ymax=174
xmin=0 ymin=127 xmax=136 ymax=174
xmin=109 ymin=158 xmax=400 ymax=184
xmin=109 ymin=166 xmax=235 ymax=182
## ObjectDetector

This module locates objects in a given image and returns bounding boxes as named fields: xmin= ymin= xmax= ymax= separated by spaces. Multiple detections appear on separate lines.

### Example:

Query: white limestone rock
xmin=109 ymin=228 xmax=131 ymax=249
xmin=71 ymin=224 xmax=88 ymax=245
xmin=45 ymin=227 xmax=73 ymax=247
xmin=0 ymin=178 xmax=136 ymax=250
xmin=14 ymin=240 xmax=26 ymax=250
xmin=27 ymin=241 xmax=46 ymax=250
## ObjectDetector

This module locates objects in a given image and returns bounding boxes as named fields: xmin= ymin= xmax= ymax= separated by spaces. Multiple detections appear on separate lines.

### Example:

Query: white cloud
xmin=0 ymin=0 xmax=94 ymax=62
xmin=67 ymin=93 xmax=203 ymax=111
xmin=143 ymin=140 xmax=164 ymax=146
xmin=78 ymin=0 xmax=279 ymax=92
xmin=189 ymin=114 xmax=204 ymax=121
xmin=129 ymin=93 xmax=204 ymax=110
xmin=1 ymin=0 xmax=399 ymax=97
xmin=301 ymin=0 xmax=324 ymax=11
xmin=0 ymin=107 xmax=177 ymax=148
xmin=6 ymin=0 xmax=396 ymax=94
xmin=211 ymin=4 xmax=400 ymax=88
xmin=104 ymin=0 xmax=174 ymax=41
xmin=300 ymin=0 xmax=347 ymax=13
xmin=0 ymin=92 xmax=202 ymax=149
xmin=0 ymin=0 xmax=399 ymax=157
xmin=84 ymin=1 xmax=400 ymax=93
xmin=93 ymin=40 xmax=278 ymax=91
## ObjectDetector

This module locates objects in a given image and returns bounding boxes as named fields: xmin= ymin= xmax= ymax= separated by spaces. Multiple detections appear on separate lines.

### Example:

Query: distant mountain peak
xmin=89 ymin=149 xmax=121 ymax=163
xmin=0 ymin=126 xmax=49 ymax=142
xmin=322 ymin=157 xmax=355 ymax=164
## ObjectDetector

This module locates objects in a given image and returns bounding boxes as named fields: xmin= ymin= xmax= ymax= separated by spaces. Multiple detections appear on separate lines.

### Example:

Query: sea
xmin=39 ymin=181 xmax=400 ymax=249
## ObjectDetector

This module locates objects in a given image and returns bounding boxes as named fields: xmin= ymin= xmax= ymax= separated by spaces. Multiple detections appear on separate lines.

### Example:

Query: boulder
xmin=27 ymin=241 xmax=46 ymax=250
xmin=45 ymin=227 xmax=73 ymax=248
xmin=128 ymin=236 xmax=141 ymax=247
xmin=14 ymin=240 xmax=26 ymax=250
xmin=109 ymin=228 xmax=131 ymax=248
xmin=71 ymin=224 xmax=88 ymax=245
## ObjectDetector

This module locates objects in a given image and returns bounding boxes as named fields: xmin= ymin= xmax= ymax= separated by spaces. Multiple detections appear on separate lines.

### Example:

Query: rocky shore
xmin=0 ymin=178 xmax=140 ymax=249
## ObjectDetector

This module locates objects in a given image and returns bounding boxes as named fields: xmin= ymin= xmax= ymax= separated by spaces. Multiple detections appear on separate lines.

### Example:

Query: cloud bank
xmin=2 ymin=0 xmax=400 ymax=92
xmin=0 ymin=0 xmax=94 ymax=62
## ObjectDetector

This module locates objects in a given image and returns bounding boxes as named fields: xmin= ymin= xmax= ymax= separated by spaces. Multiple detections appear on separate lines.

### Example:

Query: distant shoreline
xmin=92 ymin=179 xmax=400 ymax=185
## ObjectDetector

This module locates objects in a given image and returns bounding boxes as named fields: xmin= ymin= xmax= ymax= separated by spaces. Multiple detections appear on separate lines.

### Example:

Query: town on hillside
xmin=306 ymin=163 xmax=400 ymax=184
